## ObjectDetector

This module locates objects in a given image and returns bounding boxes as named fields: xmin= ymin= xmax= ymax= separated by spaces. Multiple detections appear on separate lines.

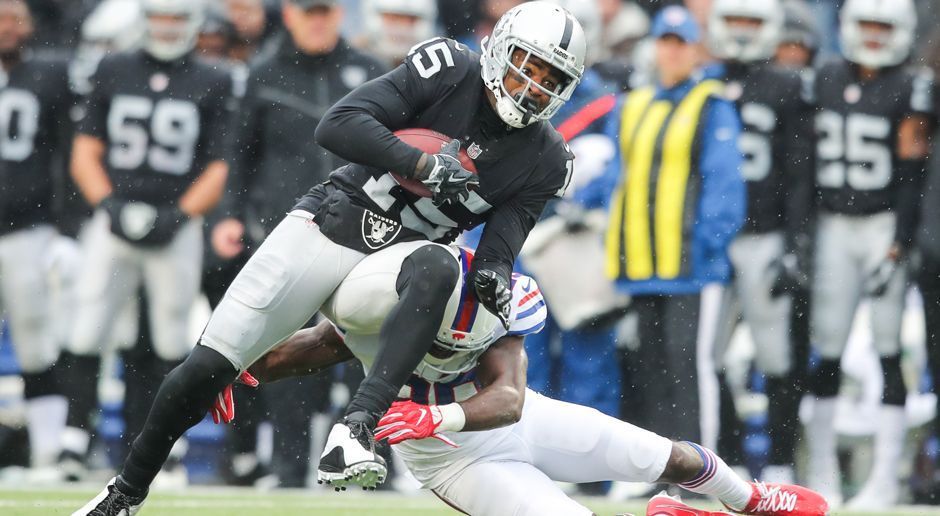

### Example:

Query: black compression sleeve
xmin=895 ymin=159 xmax=926 ymax=250
xmin=314 ymin=64 xmax=425 ymax=177
xmin=471 ymin=194 xmax=545 ymax=284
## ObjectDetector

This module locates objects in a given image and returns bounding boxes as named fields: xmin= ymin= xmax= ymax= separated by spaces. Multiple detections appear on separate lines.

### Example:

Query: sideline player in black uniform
xmin=804 ymin=0 xmax=933 ymax=508
xmin=76 ymin=2 xmax=585 ymax=513
xmin=706 ymin=0 xmax=815 ymax=484
xmin=0 ymin=0 xmax=73 ymax=471
xmin=61 ymin=0 xmax=231 ymax=482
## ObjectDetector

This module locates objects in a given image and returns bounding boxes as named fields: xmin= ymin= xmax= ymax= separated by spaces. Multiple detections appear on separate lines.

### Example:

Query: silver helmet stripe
xmin=560 ymin=13 xmax=574 ymax=50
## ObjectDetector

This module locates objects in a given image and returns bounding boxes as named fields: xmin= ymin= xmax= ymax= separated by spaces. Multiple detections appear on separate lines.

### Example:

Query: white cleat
xmin=72 ymin=477 xmax=146 ymax=516
xmin=317 ymin=419 xmax=387 ymax=491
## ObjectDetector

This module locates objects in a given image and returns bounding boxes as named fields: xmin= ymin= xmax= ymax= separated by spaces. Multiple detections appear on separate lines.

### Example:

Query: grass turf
xmin=1 ymin=487 xmax=939 ymax=515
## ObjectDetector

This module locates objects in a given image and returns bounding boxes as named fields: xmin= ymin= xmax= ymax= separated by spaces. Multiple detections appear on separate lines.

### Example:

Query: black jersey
xmin=0 ymin=54 xmax=73 ymax=235
xmin=811 ymin=59 xmax=933 ymax=215
xmin=722 ymin=62 xmax=815 ymax=236
xmin=76 ymin=50 xmax=232 ymax=206
xmin=299 ymin=38 xmax=574 ymax=281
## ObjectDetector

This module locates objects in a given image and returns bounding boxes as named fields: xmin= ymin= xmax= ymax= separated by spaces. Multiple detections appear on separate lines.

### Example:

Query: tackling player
xmin=75 ymin=3 xmax=585 ymax=514
xmin=707 ymin=0 xmax=815 ymax=484
xmin=200 ymin=243 xmax=828 ymax=516
xmin=804 ymin=0 xmax=933 ymax=508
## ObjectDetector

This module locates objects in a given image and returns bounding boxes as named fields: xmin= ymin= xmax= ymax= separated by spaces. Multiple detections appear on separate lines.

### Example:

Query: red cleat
xmin=732 ymin=482 xmax=829 ymax=516
xmin=646 ymin=492 xmax=735 ymax=516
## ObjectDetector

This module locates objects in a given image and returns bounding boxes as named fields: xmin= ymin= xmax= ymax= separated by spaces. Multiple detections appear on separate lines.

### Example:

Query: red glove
xmin=209 ymin=371 xmax=259 ymax=425
xmin=374 ymin=400 xmax=464 ymax=447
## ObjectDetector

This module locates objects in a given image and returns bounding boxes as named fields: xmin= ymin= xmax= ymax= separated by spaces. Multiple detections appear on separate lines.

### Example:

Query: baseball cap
xmin=289 ymin=0 xmax=338 ymax=8
xmin=650 ymin=6 xmax=701 ymax=43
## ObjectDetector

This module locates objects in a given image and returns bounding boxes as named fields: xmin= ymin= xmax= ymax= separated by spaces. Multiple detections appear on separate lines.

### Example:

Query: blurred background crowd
xmin=3 ymin=0 xmax=940 ymax=511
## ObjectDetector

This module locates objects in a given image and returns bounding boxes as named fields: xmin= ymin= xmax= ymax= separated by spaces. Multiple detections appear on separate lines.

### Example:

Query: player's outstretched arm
xmin=373 ymin=336 xmax=528 ymax=446
xmin=459 ymin=335 xmax=528 ymax=431
xmin=247 ymin=321 xmax=354 ymax=383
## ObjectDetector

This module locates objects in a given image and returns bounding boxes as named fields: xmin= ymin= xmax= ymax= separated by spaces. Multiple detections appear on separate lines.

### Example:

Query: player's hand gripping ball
xmin=392 ymin=129 xmax=478 ymax=206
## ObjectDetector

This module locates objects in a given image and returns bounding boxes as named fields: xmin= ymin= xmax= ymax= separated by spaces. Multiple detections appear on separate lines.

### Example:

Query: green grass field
xmin=2 ymin=487 xmax=940 ymax=516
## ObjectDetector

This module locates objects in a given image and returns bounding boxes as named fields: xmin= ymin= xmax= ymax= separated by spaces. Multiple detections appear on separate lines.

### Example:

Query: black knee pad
xmin=880 ymin=354 xmax=907 ymax=406
xmin=22 ymin=367 xmax=58 ymax=399
xmin=167 ymin=344 xmax=239 ymax=398
xmin=810 ymin=358 xmax=841 ymax=398
xmin=397 ymin=245 xmax=460 ymax=298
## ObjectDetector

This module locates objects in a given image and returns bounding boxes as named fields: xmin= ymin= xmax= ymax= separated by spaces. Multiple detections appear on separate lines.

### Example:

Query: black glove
xmin=99 ymin=197 xmax=188 ymax=247
xmin=472 ymin=269 xmax=512 ymax=330
xmin=420 ymin=139 xmax=479 ymax=207
xmin=864 ymin=257 xmax=899 ymax=298
xmin=769 ymin=252 xmax=810 ymax=298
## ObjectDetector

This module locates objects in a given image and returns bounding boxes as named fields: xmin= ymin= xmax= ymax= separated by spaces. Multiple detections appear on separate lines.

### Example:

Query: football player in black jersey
xmin=77 ymin=2 xmax=584 ymax=513
xmin=707 ymin=0 xmax=815 ymax=485
xmin=804 ymin=0 xmax=933 ymax=508
xmin=63 ymin=0 xmax=232 ymax=489
xmin=0 ymin=0 xmax=73 ymax=473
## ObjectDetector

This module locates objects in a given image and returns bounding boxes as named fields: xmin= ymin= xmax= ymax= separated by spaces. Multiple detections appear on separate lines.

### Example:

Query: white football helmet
xmin=708 ymin=0 xmax=783 ymax=62
xmin=73 ymin=0 xmax=145 ymax=94
xmin=481 ymin=1 xmax=586 ymax=128
xmin=362 ymin=0 xmax=437 ymax=65
xmin=543 ymin=0 xmax=601 ymax=66
xmin=142 ymin=0 xmax=204 ymax=61
xmin=839 ymin=0 xmax=916 ymax=69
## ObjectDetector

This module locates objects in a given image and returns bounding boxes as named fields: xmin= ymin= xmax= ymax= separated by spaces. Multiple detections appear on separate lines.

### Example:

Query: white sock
xmin=867 ymin=405 xmax=905 ymax=486
xmin=26 ymin=395 xmax=68 ymax=467
xmin=678 ymin=442 xmax=753 ymax=511
xmin=61 ymin=426 xmax=91 ymax=455
xmin=807 ymin=397 xmax=838 ymax=484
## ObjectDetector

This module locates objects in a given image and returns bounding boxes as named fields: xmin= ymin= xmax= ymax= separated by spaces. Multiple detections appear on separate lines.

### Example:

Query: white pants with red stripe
xmin=426 ymin=390 xmax=674 ymax=516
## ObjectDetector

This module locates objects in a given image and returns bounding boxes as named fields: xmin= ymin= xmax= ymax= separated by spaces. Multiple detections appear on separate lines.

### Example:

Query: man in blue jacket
xmin=587 ymin=6 xmax=745 ymax=443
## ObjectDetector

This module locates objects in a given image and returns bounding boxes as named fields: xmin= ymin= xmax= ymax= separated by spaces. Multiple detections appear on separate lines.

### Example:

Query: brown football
xmin=391 ymin=128 xmax=478 ymax=198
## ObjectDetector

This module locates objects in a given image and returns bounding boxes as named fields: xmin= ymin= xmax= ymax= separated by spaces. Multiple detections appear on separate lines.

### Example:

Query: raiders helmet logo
xmin=361 ymin=209 xmax=402 ymax=250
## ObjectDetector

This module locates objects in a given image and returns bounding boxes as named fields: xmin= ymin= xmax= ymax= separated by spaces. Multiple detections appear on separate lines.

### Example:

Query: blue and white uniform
xmin=320 ymin=240 xmax=673 ymax=516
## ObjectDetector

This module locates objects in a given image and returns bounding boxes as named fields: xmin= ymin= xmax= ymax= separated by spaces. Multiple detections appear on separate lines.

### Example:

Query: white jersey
xmin=320 ymin=240 xmax=548 ymax=486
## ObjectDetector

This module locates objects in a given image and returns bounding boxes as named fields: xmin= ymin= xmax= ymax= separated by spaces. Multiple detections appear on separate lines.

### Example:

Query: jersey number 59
xmin=108 ymin=95 xmax=200 ymax=176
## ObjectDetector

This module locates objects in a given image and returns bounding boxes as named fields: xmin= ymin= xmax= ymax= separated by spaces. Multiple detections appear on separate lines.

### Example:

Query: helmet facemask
xmin=142 ymin=0 xmax=203 ymax=61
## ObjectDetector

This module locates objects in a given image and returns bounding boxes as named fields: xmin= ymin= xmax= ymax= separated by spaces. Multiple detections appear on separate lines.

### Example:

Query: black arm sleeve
xmin=471 ymin=180 xmax=561 ymax=284
xmin=782 ymin=92 xmax=816 ymax=256
xmin=220 ymin=73 xmax=263 ymax=220
xmin=895 ymin=158 xmax=927 ymax=250
xmin=314 ymin=64 xmax=431 ymax=178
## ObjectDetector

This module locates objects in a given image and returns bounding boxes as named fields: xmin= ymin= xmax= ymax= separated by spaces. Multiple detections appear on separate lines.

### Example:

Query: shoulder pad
xmin=405 ymin=37 xmax=476 ymax=87
xmin=507 ymin=274 xmax=547 ymax=336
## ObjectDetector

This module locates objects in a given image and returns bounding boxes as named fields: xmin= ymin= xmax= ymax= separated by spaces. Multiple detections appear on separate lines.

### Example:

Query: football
xmin=392 ymin=128 xmax=477 ymax=198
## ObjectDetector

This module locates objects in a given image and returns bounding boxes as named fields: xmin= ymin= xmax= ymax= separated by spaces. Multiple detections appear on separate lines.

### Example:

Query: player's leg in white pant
xmin=729 ymin=232 xmax=797 ymax=479
xmin=200 ymin=211 xmax=366 ymax=370
xmin=142 ymin=218 xmax=202 ymax=361
xmin=807 ymin=214 xmax=865 ymax=506
xmin=0 ymin=226 xmax=66 ymax=468
xmin=847 ymin=212 xmax=907 ymax=509
xmin=515 ymin=391 xmax=755 ymax=511
xmin=61 ymin=211 xmax=143 ymax=466
xmin=729 ymin=232 xmax=791 ymax=377
xmin=433 ymin=460 xmax=593 ymax=516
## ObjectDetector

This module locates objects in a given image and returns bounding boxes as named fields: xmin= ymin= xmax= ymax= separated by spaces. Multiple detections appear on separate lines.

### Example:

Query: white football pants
xmin=430 ymin=390 xmax=674 ymax=516
xmin=0 ymin=225 xmax=59 ymax=373
xmin=811 ymin=212 xmax=905 ymax=359
xmin=728 ymin=231 xmax=791 ymax=376
xmin=200 ymin=210 xmax=366 ymax=371
xmin=68 ymin=209 xmax=202 ymax=361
